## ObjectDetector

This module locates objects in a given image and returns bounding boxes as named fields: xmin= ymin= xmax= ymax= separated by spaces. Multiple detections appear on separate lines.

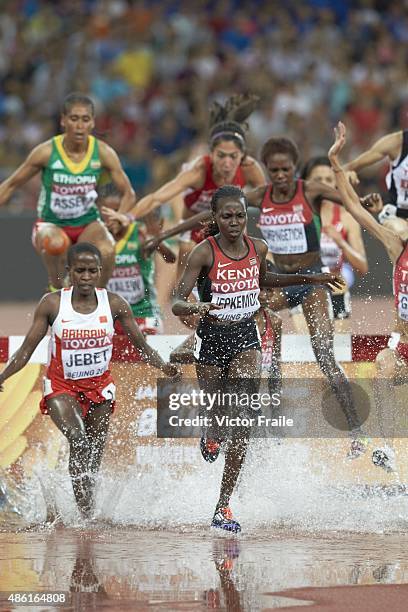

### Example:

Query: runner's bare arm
xmin=0 ymin=295 xmax=55 ymax=389
xmin=172 ymin=242 xmax=221 ymax=317
xmin=133 ymin=160 xmax=205 ymax=220
xmin=242 ymin=156 xmax=266 ymax=187
xmin=140 ymin=216 xmax=177 ymax=263
xmin=99 ymin=142 xmax=136 ymax=213
xmin=337 ymin=211 xmax=369 ymax=274
xmin=344 ymin=131 xmax=403 ymax=173
xmin=0 ymin=142 xmax=51 ymax=207
xmin=143 ymin=211 xmax=212 ymax=257
xmin=102 ymin=161 xmax=205 ymax=227
xmin=306 ymin=179 xmax=381 ymax=215
xmin=254 ymin=238 xmax=344 ymax=290
xmin=245 ymin=185 xmax=268 ymax=208
xmin=109 ymin=293 xmax=179 ymax=377
xmin=329 ymin=122 xmax=403 ymax=264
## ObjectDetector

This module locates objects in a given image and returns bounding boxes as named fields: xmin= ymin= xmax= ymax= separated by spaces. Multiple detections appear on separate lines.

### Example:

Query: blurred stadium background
xmin=0 ymin=0 xmax=405 ymax=332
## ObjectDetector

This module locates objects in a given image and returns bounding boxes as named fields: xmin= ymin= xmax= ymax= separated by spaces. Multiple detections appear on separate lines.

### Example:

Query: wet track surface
xmin=1 ymin=527 xmax=408 ymax=611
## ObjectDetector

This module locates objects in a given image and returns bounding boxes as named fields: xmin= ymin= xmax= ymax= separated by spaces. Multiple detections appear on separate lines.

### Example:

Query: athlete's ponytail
xmin=208 ymin=94 xmax=259 ymax=153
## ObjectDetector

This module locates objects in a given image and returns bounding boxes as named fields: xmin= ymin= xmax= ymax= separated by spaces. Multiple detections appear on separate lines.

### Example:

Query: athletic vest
xmin=48 ymin=287 xmax=114 ymax=381
xmin=386 ymin=130 xmax=408 ymax=218
xmin=183 ymin=155 xmax=246 ymax=214
xmin=38 ymin=135 xmax=102 ymax=227
xmin=320 ymin=205 xmax=347 ymax=272
xmin=198 ymin=235 xmax=260 ymax=322
xmin=393 ymin=242 xmax=408 ymax=322
xmin=258 ymin=179 xmax=320 ymax=255
xmin=106 ymin=222 xmax=159 ymax=318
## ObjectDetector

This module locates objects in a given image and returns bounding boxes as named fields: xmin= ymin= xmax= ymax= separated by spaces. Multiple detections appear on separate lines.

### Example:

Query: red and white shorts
xmin=32 ymin=220 xmax=88 ymax=248
xmin=40 ymin=371 xmax=116 ymax=418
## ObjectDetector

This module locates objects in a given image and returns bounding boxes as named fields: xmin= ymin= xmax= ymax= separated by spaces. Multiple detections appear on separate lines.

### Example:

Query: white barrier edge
xmin=7 ymin=334 xmax=352 ymax=364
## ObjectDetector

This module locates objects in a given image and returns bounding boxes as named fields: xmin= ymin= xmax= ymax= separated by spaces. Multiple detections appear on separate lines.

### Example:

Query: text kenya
xmin=216 ymin=265 xmax=258 ymax=281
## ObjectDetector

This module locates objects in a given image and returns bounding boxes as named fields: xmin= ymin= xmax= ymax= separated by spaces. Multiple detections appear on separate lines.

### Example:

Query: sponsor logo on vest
xmin=90 ymin=160 xmax=101 ymax=169
xmin=217 ymin=262 xmax=232 ymax=268
xmin=51 ymin=160 xmax=64 ymax=169
xmin=399 ymin=268 xmax=408 ymax=292
xmin=62 ymin=335 xmax=112 ymax=350
xmin=260 ymin=211 xmax=306 ymax=225
xmin=111 ymin=264 xmax=141 ymax=277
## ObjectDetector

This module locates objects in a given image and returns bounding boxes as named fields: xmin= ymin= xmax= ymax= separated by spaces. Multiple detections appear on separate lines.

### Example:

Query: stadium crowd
xmin=0 ymin=0 xmax=407 ymax=212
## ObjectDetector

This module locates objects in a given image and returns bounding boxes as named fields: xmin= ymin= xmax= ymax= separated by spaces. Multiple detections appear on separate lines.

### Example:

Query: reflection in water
xmin=0 ymin=529 xmax=407 ymax=610
xmin=206 ymin=539 xmax=243 ymax=611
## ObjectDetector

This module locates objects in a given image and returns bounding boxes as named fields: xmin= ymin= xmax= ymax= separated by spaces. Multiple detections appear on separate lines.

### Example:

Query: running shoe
xmin=211 ymin=507 xmax=241 ymax=533
xmin=372 ymin=446 xmax=396 ymax=473
xmin=200 ymin=437 xmax=222 ymax=463
xmin=347 ymin=437 xmax=370 ymax=460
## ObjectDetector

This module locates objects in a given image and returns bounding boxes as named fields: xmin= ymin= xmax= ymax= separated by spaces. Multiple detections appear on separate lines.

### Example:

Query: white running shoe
xmin=372 ymin=446 xmax=396 ymax=473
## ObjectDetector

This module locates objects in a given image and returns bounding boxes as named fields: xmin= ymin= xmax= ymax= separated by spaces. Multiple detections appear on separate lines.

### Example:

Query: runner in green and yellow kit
xmin=0 ymin=92 xmax=135 ymax=289
xmin=101 ymin=187 xmax=176 ymax=335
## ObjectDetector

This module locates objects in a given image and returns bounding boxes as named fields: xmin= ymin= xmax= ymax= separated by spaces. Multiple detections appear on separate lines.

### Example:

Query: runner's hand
xmin=328 ymin=121 xmax=346 ymax=164
xmin=360 ymin=193 xmax=383 ymax=215
xmin=346 ymin=170 xmax=359 ymax=186
xmin=312 ymin=273 xmax=346 ymax=292
xmin=195 ymin=302 xmax=224 ymax=317
xmin=101 ymin=207 xmax=131 ymax=230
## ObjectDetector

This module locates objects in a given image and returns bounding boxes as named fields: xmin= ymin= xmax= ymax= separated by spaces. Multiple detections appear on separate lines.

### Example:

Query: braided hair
xmin=203 ymin=184 xmax=248 ymax=237
xmin=208 ymin=94 xmax=259 ymax=153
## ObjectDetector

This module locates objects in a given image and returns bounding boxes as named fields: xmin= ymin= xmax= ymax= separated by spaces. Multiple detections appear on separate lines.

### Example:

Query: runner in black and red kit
xmin=172 ymin=184 xmax=342 ymax=533
xmin=245 ymin=136 xmax=374 ymax=459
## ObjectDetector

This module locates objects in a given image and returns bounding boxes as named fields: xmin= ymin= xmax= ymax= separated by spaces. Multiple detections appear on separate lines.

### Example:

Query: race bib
xmin=107 ymin=270 xmax=145 ymax=304
xmin=261 ymin=224 xmax=307 ymax=254
xmin=50 ymin=188 xmax=98 ymax=220
xmin=209 ymin=289 xmax=260 ymax=321
xmin=398 ymin=292 xmax=408 ymax=321
xmin=61 ymin=332 xmax=113 ymax=380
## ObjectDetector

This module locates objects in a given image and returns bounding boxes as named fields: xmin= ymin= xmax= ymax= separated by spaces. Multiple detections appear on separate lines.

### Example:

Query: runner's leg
xmin=79 ymin=220 xmax=115 ymax=286
xmin=47 ymin=394 xmax=94 ymax=517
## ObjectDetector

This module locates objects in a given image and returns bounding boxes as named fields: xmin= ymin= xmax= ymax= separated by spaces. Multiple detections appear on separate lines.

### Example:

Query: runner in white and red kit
xmin=172 ymin=185 xmax=342 ymax=533
xmin=0 ymin=242 xmax=180 ymax=520
xmin=101 ymin=94 xmax=265 ymax=280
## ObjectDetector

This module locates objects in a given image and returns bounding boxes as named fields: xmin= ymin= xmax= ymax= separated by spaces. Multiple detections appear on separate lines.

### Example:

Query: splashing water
xmin=6 ymin=438 xmax=408 ymax=533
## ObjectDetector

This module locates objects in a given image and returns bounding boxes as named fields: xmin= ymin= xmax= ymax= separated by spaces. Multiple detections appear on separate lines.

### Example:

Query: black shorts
xmin=331 ymin=290 xmax=351 ymax=319
xmin=280 ymin=262 xmax=329 ymax=309
xmin=194 ymin=317 xmax=261 ymax=369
